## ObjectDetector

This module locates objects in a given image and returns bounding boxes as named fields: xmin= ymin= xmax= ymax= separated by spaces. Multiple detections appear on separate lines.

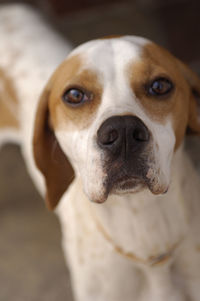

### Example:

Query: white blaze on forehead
xmin=68 ymin=36 xmax=149 ymax=78
xmin=66 ymin=36 xmax=151 ymax=119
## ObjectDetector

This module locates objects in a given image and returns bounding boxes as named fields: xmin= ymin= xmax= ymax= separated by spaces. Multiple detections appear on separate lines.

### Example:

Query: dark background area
xmin=0 ymin=0 xmax=200 ymax=300
xmin=2 ymin=0 xmax=200 ymax=62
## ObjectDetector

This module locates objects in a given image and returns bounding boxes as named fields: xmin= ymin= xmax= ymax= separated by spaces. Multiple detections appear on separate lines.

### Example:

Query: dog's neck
xmin=58 ymin=145 xmax=200 ymax=264
xmin=84 ymin=145 xmax=200 ymax=263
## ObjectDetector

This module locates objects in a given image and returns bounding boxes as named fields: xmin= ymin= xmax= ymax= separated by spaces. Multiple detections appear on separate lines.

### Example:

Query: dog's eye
xmin=62 ymin=88 xmax=89 ymax=105
xmin=148 ymin=78 xmax=173 ymax=96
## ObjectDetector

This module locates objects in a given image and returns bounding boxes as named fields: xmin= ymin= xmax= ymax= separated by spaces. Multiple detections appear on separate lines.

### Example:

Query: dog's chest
xmin=59 ymin=177 xmax=190 ymax=265
xmin=57 ymin=175 xmax=200 ymax=301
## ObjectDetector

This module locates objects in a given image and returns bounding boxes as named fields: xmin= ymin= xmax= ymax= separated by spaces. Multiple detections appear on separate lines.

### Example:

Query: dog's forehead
xmin=50 ymin=36 xmax=152 ymax=130
xmin=68 ymin=37 xmax=188 ymax=149
xmin=67 ymin=36 xmax=149 ymax=75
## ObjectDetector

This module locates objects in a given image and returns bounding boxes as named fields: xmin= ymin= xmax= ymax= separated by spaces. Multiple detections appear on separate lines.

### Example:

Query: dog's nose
xmin=97 ymin=115 xmax=150 ymax=156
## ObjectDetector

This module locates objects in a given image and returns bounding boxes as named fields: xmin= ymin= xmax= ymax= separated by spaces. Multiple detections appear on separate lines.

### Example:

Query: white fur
xmin=1 ymin=6 xmax=200 ymax=301
xmin=0 ymin=4 xmax=73 ymax=194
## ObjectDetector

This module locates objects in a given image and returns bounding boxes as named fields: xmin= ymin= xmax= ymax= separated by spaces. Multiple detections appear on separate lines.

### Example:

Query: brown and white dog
xmin=1 ymin=5 xmax=200 ymax=301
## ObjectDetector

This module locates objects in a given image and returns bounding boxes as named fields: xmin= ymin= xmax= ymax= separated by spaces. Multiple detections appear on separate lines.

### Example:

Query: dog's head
xmin=33 ymin=36 xmax=200 ymax=209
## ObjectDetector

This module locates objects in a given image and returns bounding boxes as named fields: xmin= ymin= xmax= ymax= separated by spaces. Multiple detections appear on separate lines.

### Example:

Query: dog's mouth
xmin=86 ymin=147 xmax=170 ymax=204
xmin=94 ymin=163 xmax=148 ymax=203
xmin=89 ymin=179 xmax=144 ymax=204
xmin=108 ymin=176 xmax=146 ymax=195
xmin=89 ymin=164 xmax=169 ymax=204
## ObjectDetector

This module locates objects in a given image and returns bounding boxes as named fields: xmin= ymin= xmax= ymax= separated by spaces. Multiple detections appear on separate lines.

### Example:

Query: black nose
xmin=97 ymin=115 xmax=150 ymax=156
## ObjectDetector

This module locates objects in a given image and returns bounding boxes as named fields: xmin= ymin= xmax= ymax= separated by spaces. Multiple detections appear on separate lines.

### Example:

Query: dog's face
xmin=33 ymin=36 xmax=200 ymax=209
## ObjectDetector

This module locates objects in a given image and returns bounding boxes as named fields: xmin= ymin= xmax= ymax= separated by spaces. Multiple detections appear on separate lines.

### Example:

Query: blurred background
xmin=0 ymin=0 xmax=200 ymax=300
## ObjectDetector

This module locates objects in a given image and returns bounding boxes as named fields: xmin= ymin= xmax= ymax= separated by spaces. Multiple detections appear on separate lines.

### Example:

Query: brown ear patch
xmin=0 ymin=68 xmax=19 ymax=129
xmin=33 ymin=88 xmax=74 ymax=210
xmin=100 ymin=35 xmax=123 ymax=40
xmin=175 ymin=59 xmax=200 ymax=136
xmin=187 ymin=88 xmax=200 ymax=135
xmin=127 ymin=42 xmax=193 ymax=150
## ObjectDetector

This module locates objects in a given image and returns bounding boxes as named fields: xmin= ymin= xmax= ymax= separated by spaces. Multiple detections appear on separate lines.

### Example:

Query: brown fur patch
xmin=127 ymin=42 xmax=192 ymax=149
xmin=0 ymin=68 xmax=19 ymax=129
xmin=48 ymin=55 xmax=103 ymax=131
xmin=33 ymin=88 xmax=74 ymax=210
xmin=100 ymin=35 xmax=123 ymax=40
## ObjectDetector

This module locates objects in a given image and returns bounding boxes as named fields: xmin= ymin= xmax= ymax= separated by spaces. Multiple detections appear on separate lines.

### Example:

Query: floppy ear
xmin=33 ymin=84 xmax=74 ymax=210
xmin=176 ymin=59 xmax=200 ymax=135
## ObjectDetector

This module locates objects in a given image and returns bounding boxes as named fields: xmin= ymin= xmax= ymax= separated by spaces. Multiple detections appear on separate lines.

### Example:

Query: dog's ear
xmin=176 ymin=59 xmax=200 ymax=135
xmin=33 ymin=81 xmax=74 ymax=210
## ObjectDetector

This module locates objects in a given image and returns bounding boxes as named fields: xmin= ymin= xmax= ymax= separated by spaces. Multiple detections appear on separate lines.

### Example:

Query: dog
xmin=1 ymin=5 xmax=200 ymax=301
xmin=33 ymin=37 xmax=200 ymax=301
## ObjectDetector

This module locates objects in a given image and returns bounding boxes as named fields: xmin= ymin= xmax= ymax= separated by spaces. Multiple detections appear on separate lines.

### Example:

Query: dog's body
xmin=0 ymin=4 xmax=72 ymax=192
xmin=1 ymin=5 xmax=200 ymax=301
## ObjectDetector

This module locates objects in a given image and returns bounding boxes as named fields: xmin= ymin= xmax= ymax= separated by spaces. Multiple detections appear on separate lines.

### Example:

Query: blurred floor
xmin=0 ymin=1 xmax=200 ymax=300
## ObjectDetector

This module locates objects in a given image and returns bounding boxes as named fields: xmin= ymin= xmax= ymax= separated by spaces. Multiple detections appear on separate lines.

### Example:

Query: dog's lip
xmin=111 ymin=176 xmax=145 ymax=190
xmin=112 ymin=181 xmax=146 ymax=196
xmin=89 ymin=172 xmax=169 ymax=204
xmin=90 ymin=178 xmax=144 ymax=203
xmin=145 ymin=167 xmax=169 ymax=195
xmin=146 ymin=181 xmax=169 ymax=195
xmin=90 ymin=190 xmax=109 ymax=204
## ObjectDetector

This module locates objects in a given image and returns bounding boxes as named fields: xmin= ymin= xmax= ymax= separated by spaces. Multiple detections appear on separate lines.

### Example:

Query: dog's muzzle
xmin=97 ymin=115 xmax=151 ymax=196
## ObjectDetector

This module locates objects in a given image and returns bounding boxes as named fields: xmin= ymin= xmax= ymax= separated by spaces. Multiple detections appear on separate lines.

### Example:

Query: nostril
xmin=133 ymin=128 xmax=149 ymax=142
xmin=100 ymin=129 xmax=119 ymax=145
xmin=97 ymin=115 xmax=150 ymax=151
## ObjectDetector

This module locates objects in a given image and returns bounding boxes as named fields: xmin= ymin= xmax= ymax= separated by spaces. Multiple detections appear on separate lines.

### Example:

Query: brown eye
xmin=62 ymin=88 xmax=89 ymax=105
xmin=148 ymin=78 xmax=173 ymax=96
